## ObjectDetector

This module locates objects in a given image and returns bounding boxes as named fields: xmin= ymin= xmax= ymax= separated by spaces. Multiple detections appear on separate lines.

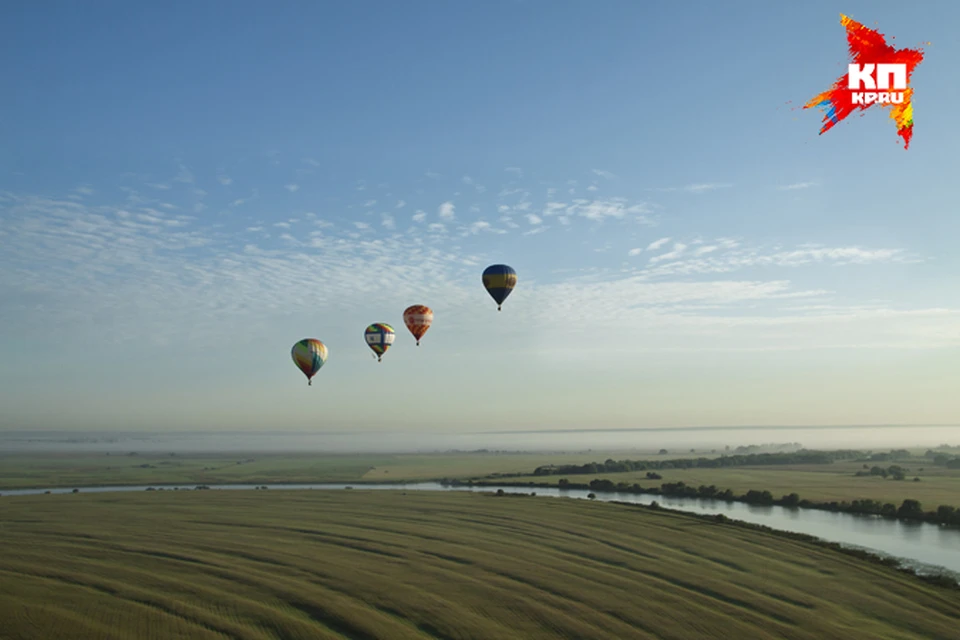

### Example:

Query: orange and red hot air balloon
xmin=403 ymin=305 xmax=433 ymax=346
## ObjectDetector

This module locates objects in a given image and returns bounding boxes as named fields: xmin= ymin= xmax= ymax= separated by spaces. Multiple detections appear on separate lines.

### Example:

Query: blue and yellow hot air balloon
xmin=482 ymin=264 xmax=517 ymax=311
xmin=364 ymin=323 xmax=395 ymax=362
xmin=291 ymin=339 xmax=328 ymax=385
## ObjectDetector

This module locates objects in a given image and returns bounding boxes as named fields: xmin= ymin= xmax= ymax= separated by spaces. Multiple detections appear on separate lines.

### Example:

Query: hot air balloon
xmin=403 ymin=305 xmax=433 ymax=346
xmin=482 ymin=264 xmax=517 ymax=311
xmin=364 ymin=323 xmax=395 ymax=362
xmin=291 ymin=339 xmax=328 ymax=386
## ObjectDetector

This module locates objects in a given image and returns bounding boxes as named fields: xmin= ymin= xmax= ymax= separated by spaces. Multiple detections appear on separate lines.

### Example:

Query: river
xmin=3 ymin=481 xmax=958 ymax=579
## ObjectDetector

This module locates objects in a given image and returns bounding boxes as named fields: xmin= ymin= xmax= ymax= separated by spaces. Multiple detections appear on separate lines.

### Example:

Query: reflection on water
xmin=3 ymin=481 xmax=959 ymax=578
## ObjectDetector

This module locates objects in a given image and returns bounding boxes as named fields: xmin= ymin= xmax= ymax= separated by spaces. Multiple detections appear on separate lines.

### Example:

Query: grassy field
xmin=499 ymin=460 xmax=960 ymax=508
xmin=1 ymin=491 xmax=958 ymax=639
xmin=2 ymin=451 xmax=959 ymax=510
xmin=0 ymin=450 xmax=685 ymax=490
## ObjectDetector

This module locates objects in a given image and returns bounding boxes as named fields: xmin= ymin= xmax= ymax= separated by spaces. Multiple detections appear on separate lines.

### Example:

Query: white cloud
xmin=273 ymin=222 xmax=291 ymax=229
xmin=74 ymin=186 xmax=95 ymax=196
xmin=427 ymin=223 xmax=445 ymax=233
xmin=381 ymin=213 xmax=396 ymax=230
xmin=647 ymin=183 xmax=732 ymax=193
xmin=285 ymin=184 xmax=300 ymax=192
xmin=363 ymin=199 xmax=377 ymax=207
xmin=302 ymin=158 xmax=321 ymax=167
xmin=469 ymin=221 xmax=491 ymax=234
xmin=587 ymin=185 xmax=598 ymax=192
xmin=438 ymin=201 xmax=455 ymax=220
xmin=684 ymin=183 xmax=731 ymax=192
xmin=628 ymin=248 xmax=643 ymax=256
xmin=647 ymin=237 xmax=671 ymax=251
xmin=649 ymin=243 xmax=687 ymax=263
xmin=425 ymin=171 xmax=441 ymax=179
xmin=592 ymin=169 xmax=617 ymax=180
xmin=354 ymin=221 xmax=370 ymax=230
xmin=778 ymin=182 xmax=818 ymax=190
xmin=147 ymin=183 xmax=171 ymax=190
xmin=216 ymin=171 xmax=232 ymax=186
xmin=412 ymin=210 xmax=427 ymax=222
xmin=396 ymin=200 xmax=406 ymax=208
xmin=505 ymin=167 xmax=523 ymax=178
xmin=462 ymin=176 xmax=474 ymax=185
xmin=526 ymin=214 xmax=542 ymax=225
xmin=561 ymin=198 xmax=653 ymax=223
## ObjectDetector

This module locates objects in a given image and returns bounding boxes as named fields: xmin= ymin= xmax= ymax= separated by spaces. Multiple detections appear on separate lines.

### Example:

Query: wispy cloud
xmin=505 ymin=167 xmax=523 ymax=178
xmin=173 ymin=164 xmax=194 ymax=184
xmin=536 ymin=198 xmax=653 ymax=224
xmin=438 ymin=201 xmax=455 ymax=220
xmin=592 ymin=169 xmax=617 ymax=180
xmin=284 ymin=184 xmax=299 ymax=192
xmin=425 ymin=171 xmax=441 ymax=179
xmin=147 ymin=183 xmax=171 ymax=191
xmin=0 ymin=182 xmax=946 ymax=364
xmin=647 ymin=237 xmax=671 ymax=251
xmin=649 ymin=243 xmax=687 ymax=263
xmin=648 ymin=183 xmax=733 ymax=193
xmin=684 ymin=183 xmax=731 ymax=193
xmin=217 ymin=171 xmax=232 ymax=186
xmin=396 ymin=200 xmax=406 ymax=208
xmin=778 ymin=182 xmax=818 ymax=190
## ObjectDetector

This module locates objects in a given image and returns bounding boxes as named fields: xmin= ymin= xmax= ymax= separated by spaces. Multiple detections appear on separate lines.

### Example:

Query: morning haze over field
xmin=2 ymin=3 xmax=960 ymax=638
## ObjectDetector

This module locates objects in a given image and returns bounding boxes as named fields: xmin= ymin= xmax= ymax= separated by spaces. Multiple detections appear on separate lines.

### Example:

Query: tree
xmin=658 ymin=449 xmax=669 ymax=455
xmin=897 ymin=499 xmax=923 ymax=519
xmin=587 ymin=493 xmax=596 ymax=500
xmin=781 ymin=493 xmax=801 ymax=507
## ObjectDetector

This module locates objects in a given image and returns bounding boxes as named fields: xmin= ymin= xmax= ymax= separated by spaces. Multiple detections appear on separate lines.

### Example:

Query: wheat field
xmin=1 ymin=490 xmax=957 ymax=639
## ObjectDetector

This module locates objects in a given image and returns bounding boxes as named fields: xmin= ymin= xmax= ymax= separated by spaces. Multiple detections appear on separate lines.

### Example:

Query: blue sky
xmin=2 ymin=0 xmax=959 ymax=433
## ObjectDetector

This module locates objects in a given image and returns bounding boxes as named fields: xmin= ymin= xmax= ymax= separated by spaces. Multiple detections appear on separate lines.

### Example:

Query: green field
xmin=0 ymin=450 xmax=671 ymax=490
xmin=1 ymin=490 xmax=958 ymax=639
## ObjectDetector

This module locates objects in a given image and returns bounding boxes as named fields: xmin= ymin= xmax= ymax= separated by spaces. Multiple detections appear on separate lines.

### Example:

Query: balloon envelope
xmin=403 ymin=305 xmax=433 ymax=345
xmin=482 ymin=264 xmax=517 ymax=310
xmin=364 ymin=323 xmax=395 ymax=361
xmin=291 ymin=339 xmax=328 ymax=385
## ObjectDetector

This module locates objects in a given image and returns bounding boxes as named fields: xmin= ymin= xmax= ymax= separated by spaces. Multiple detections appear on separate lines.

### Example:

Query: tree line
xmin=555 ymin=478 xmax=960 ymax=526
xmin=531 ymin=449 xmax=865 ymax=476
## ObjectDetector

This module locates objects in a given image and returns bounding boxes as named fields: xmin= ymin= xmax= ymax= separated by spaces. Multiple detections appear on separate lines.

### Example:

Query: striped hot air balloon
xmin=364 ymin=323 xmax=395 ymax=362
xmin=291 ymin=339 xmax=328 ymax=386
